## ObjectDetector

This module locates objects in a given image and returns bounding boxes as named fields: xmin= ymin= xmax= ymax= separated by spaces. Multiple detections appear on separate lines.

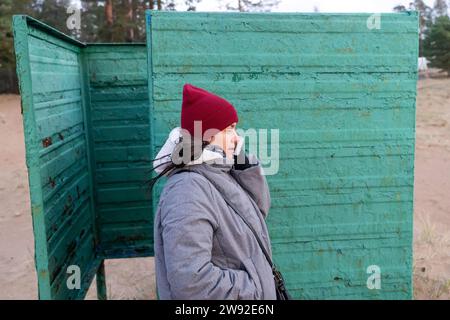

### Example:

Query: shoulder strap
xmin=172 ymin=169 xmax=275 ymax=270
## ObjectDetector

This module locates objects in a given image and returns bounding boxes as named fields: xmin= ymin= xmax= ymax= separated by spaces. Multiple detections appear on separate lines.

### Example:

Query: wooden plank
xmin=13 ymin=15 xmax=52 ymax=299
xmin=13 ymin=15 xmax=97 ymax=300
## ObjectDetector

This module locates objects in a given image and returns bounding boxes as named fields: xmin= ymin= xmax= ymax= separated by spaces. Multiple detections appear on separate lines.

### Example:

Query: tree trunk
xmin=105 ymin=0 xmax=113 ymax=42
xmin=126 ymin=0 xmax=134 ymax=42
xmin=105 ymin=0 xmax=113 ymax=25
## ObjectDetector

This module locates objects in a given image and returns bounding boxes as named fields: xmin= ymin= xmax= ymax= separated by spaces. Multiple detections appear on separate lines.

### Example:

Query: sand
xmin=413 ymin=77 xmax=450 ymax=299
xmin=0 ymin=78 xmax=449 ymax=299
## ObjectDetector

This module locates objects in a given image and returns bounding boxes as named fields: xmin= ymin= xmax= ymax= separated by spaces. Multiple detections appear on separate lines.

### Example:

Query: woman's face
xmin=209 ymin=122 xmax=239 ymax=159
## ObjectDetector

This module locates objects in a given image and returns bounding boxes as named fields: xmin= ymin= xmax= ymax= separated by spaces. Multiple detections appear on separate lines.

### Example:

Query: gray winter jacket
xmin=154 ymin=153 xmax=277 ymax=300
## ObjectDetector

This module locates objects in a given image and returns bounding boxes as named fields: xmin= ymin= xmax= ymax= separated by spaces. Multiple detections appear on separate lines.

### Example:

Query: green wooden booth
xmin=12 ymin=10 xmax=418 ymax=299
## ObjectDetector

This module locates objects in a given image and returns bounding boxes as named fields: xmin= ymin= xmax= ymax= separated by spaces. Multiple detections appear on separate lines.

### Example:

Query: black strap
xmin=211 ymin=183 xmax=275 ymax=268
xmin=173 ymin=169 xmax=291 ymax=299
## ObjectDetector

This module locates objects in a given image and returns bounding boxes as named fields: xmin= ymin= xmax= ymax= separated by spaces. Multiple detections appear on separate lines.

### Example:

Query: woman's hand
xmin=232 ymin=136 xmax=253 ymax=170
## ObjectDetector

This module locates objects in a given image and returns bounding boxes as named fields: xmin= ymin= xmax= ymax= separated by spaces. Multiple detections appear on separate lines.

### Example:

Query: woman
xmin=150 ymin=84 xmax=277 ymax=300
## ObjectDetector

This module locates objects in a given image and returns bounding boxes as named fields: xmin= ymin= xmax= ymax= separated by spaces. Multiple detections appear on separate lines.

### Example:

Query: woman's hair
xmin=143 ymin=137 xmax=211 ymax=193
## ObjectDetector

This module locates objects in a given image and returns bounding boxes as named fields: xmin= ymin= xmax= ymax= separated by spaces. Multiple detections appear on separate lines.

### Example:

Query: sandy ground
xmin=413 ymin=77 xmax=450 ymax=299
xmin=0 ymin=78 xmax=449 ymax=300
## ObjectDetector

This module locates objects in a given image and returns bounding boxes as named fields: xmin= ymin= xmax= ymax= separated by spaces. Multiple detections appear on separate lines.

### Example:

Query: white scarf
xmin=153 ymin=127 xmax=240 ymax=175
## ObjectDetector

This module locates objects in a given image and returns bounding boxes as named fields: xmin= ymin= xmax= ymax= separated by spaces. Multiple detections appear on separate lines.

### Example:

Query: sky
xmin=193 ymin=0 xmax=437 ymax=13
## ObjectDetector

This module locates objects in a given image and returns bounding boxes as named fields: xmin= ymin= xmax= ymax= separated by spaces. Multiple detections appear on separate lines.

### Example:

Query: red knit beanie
xmin=180 ymin=84 xmax=239 ymax=141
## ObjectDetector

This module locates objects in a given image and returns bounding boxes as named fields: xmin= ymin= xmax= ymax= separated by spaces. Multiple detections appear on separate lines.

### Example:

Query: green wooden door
xmin=84 ymin=44 xmax=153 ymax=259
xmin=145 ymin=10 xmax=419 ymax=299
xmin=12 ymin=15 xmax=153 ymax=299
xmin=12 ymin=15 xmax=99 ymax=299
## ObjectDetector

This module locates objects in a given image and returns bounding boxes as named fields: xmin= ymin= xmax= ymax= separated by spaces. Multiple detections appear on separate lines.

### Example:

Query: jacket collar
xmin=153 ymin=127 xmax=234 ymax=175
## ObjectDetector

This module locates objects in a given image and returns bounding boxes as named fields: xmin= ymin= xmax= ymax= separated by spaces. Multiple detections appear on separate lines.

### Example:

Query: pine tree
xmin=423 ymin=15 xmax=450 ymax=75
xmin=433 ymin=0 xmax=448 ymax=18
xmin=0 ymin=0 xmax=14 ymax=69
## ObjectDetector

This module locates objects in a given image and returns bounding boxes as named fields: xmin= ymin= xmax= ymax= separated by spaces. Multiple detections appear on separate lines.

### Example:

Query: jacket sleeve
xmin=160 ymin=174 xmax=263 ymax=300
xmin=230 ymin=153 xmax=271 ymax=219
